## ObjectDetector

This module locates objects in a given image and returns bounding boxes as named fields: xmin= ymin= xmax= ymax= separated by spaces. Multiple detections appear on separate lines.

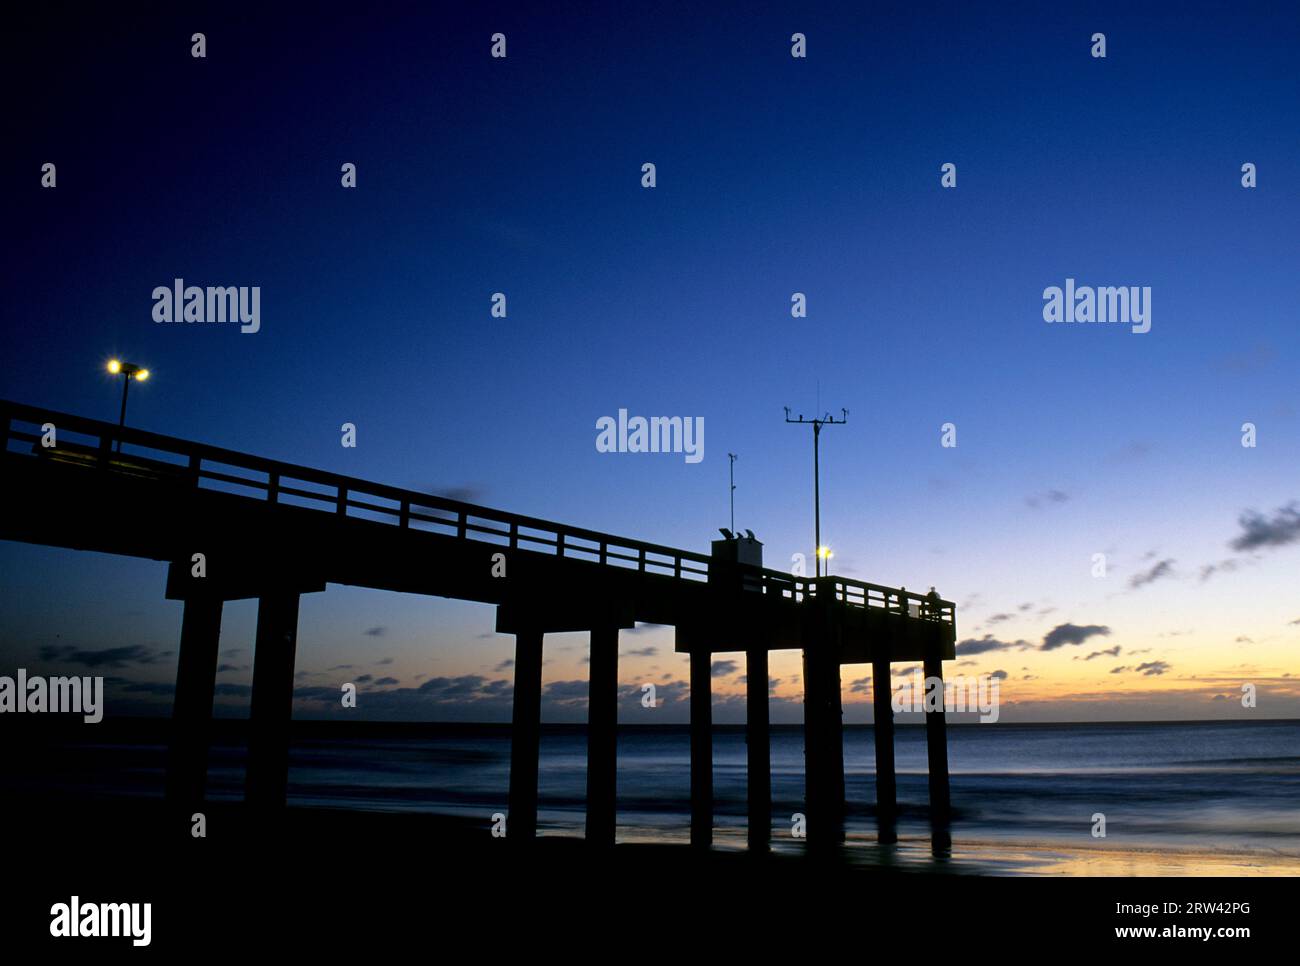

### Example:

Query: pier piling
xmin=508 ymin=627 xmax=544 ymax=841
xmin=923 ymin=651 xmax=952 ymax=851
xmin=166 ymin=596 xmax=223 ymax=810
xmin=871 ymin=644 xmax=898 ymax=843
xmin=745 ymin=645 xmax=770 ymax=850
xmin=585 ymin=625 xmax=619 ymax=845
xmin=690 ymin=647 xmax=713 ymax=847
xmin=245 ymin=592 xmax=301 ymax=808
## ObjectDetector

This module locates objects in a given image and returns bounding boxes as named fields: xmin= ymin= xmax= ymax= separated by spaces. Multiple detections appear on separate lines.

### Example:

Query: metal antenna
xmin=784 ymin=406 xmax=849 ymax=577
xmin=728 ymin=453 xmax=738 ymax=533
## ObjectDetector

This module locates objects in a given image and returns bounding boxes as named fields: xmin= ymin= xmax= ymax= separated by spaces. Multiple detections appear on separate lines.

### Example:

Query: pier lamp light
xmin=106 ymin=358 xmax=151 ymax=450
xmin=817 ymin=546 xmax=833 ymax=564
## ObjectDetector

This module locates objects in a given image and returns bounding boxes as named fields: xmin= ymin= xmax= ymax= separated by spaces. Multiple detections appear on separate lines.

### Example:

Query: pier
xmin=0 ymin=400 xmax=957 ymax=850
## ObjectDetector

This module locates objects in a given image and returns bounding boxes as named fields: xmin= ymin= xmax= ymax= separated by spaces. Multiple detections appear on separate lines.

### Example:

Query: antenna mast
xmin=728 ymin=453 xmax=738 ymax=534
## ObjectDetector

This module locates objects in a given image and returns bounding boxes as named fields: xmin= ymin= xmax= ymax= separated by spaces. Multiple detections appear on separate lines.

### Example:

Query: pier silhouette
xmin=0 ymin=400 xmax=957 ymax=852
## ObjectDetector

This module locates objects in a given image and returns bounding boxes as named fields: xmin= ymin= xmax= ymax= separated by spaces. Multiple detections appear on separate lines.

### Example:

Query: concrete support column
xmin=585 ymin=625 xmax=618 ymax=845
xmin=923 ymin=652 xmax=952 ymax=851
xmin=508 ymin=628 xmax=544 ymax=841
xmin=689 ymin=647 xmax=713 ymax=848
xmin=746 ymin=645 xmax=770 ymax=850
xmin=871 ymin=647 xmax=898 ymax=843
xmin=245 ymin=592 xmax=301 ymax=808
xmin=803 ymin=645 xmax=845 ymax=848
xmin=803 ymin=579 xmax=845 ymax=849
xmin=166 ymin=596 xmax=224 ymax=809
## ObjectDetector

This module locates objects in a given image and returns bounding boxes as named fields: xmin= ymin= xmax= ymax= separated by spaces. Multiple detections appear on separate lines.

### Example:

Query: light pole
xmin=784 ymin=406 xmax=848 ymax=577
xmin=107 ymin=359 xmax=150 ymax=451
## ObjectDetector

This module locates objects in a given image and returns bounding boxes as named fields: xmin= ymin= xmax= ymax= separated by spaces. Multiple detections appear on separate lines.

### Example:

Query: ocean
xmin=7 ymin=718 xmax=1300 ymax=873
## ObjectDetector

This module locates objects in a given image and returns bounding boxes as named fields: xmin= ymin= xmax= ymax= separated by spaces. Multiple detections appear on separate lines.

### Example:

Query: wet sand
xmin=7 ymin=795 xmax=1293 ymax=953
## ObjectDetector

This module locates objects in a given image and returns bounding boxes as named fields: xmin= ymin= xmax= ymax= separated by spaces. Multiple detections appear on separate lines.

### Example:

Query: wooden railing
xmin=0 ymin=400 xmax=711 ymax=582
xmin=746 ymin=571 xmax=955 ymax=624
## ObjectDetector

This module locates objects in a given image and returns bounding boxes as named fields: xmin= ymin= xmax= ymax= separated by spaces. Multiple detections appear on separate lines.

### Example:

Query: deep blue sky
xmin=3 ymin=1 xmax=1298 ymax=721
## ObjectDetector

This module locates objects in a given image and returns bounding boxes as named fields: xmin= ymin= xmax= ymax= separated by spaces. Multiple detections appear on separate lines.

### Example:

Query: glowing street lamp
xmin=106 ymin=358 xmax=150 ymax=450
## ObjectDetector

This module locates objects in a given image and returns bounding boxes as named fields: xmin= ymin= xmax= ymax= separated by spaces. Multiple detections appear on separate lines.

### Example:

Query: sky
xmin=2 ymin=1 xmax=1298 ymax=724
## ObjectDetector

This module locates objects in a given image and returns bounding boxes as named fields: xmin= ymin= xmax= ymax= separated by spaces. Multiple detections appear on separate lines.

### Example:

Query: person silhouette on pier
xmin=925 ymin=586 xmax=942 ymax=621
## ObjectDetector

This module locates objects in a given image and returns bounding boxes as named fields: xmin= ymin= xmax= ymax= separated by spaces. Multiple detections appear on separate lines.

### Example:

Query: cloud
xmin=986 ymin=613 xmax=1013 ymax=624
xmin=1219 ymin=344 xmax=1275 ymax=375
xmin=1078 ymin=645 xmax=1121 ymax=661
xmin=364 ymin=627 xmax=387 ymax=637
xmin=287 ymin=674 xmax=517 ymax=719
xmin=1042 ymin=623 xmax=1110 ymax=651
xmin=1199 ymin=558 xmax=1241 ymax=581
xmin=116 ymin=680 xmax=175 ymax=695
xmin=711 ymin=660 xmax=739 ymax=677
xmin=955 ymin=635 xmax=1030 ymax=656
xmin=355 ymin=674 xmax=373 ymax=684
xmin=623 ymin=680 xmax=689 ymax=710
xmin=989 ymin=669 xmax=1008 ymax=680
xmin=1128 ymin=558 xmax=1175 ymax=589
xmin=1025 ymin=489 xmax=1069 ymax=509
xmin=37 ymin=644 xmax=168 ymax=669
xmin=735 ymin=676 xmax=784 ymax=693
xmin=1135 ymin=661 xmax=1170 ymax=676
xmin=494 ymin=659 xmax=514 ymax=672
xmin=623 ymin=646 xmax=658 ymax=657
xmin=418 ymin=675 xmax=480 ymax=695
xmin=1108 ymin=440 xmax=1153 ymax=463
xmin=1230 ymin=502 xmax=1300 ymax=551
